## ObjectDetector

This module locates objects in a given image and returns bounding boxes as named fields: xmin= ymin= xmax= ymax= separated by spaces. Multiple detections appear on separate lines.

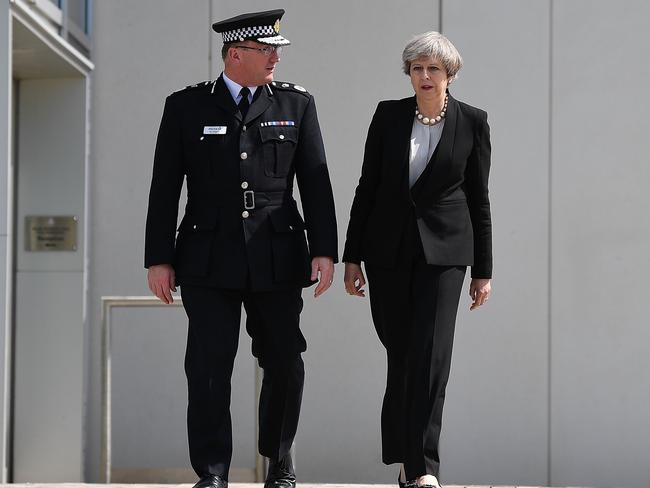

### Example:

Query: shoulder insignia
xmin=270 ymin=81 xmax=310 ymax=96
xmin=172 ymin=81 xmax=213 ymax=95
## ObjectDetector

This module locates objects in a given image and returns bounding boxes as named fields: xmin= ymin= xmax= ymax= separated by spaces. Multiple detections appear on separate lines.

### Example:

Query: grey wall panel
xmin=12 ymin=77 xmax=87 ymax=481
xmin=110 ymin=307 xmax=189 ymax=469
xmin=16 ymin=78 xmax=85 ymax=272
xmin=13 ymin=272 xmax=83 ymax=481
xmin=0 ymin=2 xmax=8 ymax=237
xmin=551 ymin=2 xmax=650 ymax=487
xmin=442 ymin=1 xmax=550 ymax=485
xmin=0 ymin=237 xmax=7 ymax=482
xmin=87 ymin=0 xmax=213 ymax=481
xmin=90 ymin=0 xmax=211 ymax=300
xmin=0 ymin=1 xmax=10 ymax=480
xmin=213 ymin=0 xmax=439 ymax=482
xmin=109 ymin=306 xmax=257 ymax=478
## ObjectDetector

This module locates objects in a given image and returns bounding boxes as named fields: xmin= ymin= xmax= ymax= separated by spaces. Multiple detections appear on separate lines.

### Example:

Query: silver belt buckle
xmin=243 ymin=190 xmax=255 ymax=210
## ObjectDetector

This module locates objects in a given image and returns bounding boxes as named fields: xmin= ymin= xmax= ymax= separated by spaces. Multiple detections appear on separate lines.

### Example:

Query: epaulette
xmin=172 ymin=80 xmax=214 ymax=95
xmin=269 ymin=81 xmax=310 ymax=96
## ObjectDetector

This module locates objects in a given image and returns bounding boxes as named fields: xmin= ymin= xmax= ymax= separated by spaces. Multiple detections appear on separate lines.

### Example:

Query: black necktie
xmin=238 ymin=87 xmax=250 ymax=119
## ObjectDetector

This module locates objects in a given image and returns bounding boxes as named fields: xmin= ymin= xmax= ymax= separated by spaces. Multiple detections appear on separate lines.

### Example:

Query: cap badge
xmin=274 ymin=19 xmax=281 ymax=33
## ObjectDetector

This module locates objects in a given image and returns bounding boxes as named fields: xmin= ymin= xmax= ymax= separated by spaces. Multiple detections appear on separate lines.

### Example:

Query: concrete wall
xmin=12 ymin=77 xmax=87 ymax=482
xmin=550 ymin=1 xmax=650 ymax=487
xmin=87 ymin=1 xmax=650 ymax=487
xmin=87 ymin=1 xmax=212 ymax=482
xmin=0 ymin=1 xmax=10 ymax=481
xmin=441 ymin=1 xmax=551 ymax=484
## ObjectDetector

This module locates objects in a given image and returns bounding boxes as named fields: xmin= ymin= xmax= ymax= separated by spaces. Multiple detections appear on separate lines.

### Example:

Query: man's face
xmin=232 ymin=41 xmax=281 ymax=86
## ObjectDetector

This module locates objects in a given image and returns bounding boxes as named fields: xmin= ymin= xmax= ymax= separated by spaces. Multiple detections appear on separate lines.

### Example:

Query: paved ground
xmin=0 ymin=484 xmax=572 ymax=488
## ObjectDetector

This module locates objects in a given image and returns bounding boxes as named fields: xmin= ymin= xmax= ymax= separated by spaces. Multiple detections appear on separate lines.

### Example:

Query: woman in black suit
xmin=343 ymin=32 xmax=492 ymax=488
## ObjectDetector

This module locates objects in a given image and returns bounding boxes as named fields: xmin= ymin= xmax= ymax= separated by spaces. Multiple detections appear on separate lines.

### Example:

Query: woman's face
xmin=409 ymin=56 xmax=450 ymax=100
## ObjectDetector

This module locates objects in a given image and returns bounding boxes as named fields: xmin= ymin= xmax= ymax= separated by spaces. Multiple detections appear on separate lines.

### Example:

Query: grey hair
xmin=402 ymin=31 xmax=463 ymax=82
xmin=222 ymin=43 xmax=233 ymax=61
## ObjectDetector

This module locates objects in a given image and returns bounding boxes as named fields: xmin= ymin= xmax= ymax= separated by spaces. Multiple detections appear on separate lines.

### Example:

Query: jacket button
xmin=242 ymin=125 xmax=247 ymax=132
xmin=241 ymin=181 xmax=249 ymax=189
xmin=193 ymin=224 xmax=197 ymax=229
xmin=279 ymin=134 xmax=285 ymax=140
xmin=242 ymin=211 xmax=249 ymax=218
xmin=240 ymin=152 xmax=248 ymax=160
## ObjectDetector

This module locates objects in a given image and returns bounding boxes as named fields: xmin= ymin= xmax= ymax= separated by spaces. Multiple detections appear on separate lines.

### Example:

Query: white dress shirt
xmin=222 ymin=71 xmax=258 ymax=104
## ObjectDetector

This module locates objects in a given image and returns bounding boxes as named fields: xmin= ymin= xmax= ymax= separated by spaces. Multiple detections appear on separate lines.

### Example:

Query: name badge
xmin=203 ymin=126 xmax=227 ymax=135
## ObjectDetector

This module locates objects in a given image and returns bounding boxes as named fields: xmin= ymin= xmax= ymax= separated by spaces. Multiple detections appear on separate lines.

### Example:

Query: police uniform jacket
xmin=145 ymin=75 xmax=338 ymax=291
xmin=343 ymin=94 xmax=492 ymax=278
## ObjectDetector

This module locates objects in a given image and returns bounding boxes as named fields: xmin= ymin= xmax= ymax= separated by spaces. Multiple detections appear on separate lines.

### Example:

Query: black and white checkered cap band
xmin=223 ymin=25 xmax=277 ymax=43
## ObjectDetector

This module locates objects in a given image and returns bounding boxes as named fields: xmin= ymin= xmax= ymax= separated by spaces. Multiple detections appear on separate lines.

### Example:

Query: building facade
xmin=0 ymin=0 xmax=92 ymax=482
xmin=1 ymin=1 xmax=649 ymax=487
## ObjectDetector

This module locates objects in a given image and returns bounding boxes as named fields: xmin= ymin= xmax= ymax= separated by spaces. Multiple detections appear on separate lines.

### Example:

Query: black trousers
xmin=180 ymin=285 xmax=306 ymax=479
xmin=365 ymin=232 xmax=466 ymax=479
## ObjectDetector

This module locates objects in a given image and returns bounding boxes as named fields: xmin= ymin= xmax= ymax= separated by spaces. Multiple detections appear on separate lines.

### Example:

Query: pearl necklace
xmin=415 ymin=94 xmax=448 ymax=126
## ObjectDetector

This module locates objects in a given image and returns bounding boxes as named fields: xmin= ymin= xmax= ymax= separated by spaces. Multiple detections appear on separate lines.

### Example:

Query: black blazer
xmin=145 ymin=76 xmax=338 ymax=291
xmin=343 ymin=93 xmax=492 ymax=279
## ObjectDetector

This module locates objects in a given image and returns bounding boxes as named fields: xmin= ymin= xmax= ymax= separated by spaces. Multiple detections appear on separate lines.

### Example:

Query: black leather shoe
xmin=398 ymin=477 xmax=416 ymax=488
xmin=192 ymin=475 xmax=228 ymax=488
xmin=264 ymin=454 xmax=296 ymax=488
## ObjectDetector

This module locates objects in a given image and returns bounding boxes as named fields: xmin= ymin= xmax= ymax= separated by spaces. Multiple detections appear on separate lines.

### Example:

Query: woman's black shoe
xmin=398 ymin=476 xmax=416 ymax=488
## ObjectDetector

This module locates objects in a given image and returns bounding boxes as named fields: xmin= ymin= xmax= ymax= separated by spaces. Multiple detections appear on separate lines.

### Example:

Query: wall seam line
xmin=547 ymin=0 xmax=554 ymax=486
xmin=208 ymin=0 xmax=213 ymax=79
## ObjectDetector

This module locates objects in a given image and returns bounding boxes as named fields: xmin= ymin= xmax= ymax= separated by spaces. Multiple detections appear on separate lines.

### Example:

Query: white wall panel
xmin=442 ymin=1 xmax=550 ymax=485
xmin=16 ymin=79 xmax=85 ymax=272
xmin=13 ymin=272 xmax=83 ymax=481
xmin=110 ymin=307 xmax=192 ymax=468
xmin=551 ymin=2 xmax=650 ymax=487
xmin=0 ymin=1 xmax=10 ymax=480
xmin=12 ymin=76 xmax=87 ymax=481
xmin=0 ymin=3 xmax=8 ymax=237
xmin=0 ymin=236 xmax=7 ymax=482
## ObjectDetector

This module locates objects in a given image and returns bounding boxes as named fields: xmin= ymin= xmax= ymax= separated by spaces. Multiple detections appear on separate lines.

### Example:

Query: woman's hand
xmin=469 ymin=278 xmax=491 ymax=311
xmin=344 ymin=262 xmax=367 ymax=297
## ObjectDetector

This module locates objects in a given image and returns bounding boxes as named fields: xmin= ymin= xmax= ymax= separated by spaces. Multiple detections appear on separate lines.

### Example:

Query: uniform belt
xmin=243 ymin=190 xmax=292 ymax=210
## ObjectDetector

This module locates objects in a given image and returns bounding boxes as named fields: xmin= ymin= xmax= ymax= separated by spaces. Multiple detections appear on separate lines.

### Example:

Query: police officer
xmin=144 ymin=9 xmax=338 ymax=488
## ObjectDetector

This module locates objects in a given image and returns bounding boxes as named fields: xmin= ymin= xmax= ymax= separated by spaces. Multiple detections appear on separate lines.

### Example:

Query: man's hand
xmin=148 ymin=264 xmax=177 ymax=304
xmin=469 ymin=278 xmax=491 ymax=311
xmin=343 ymin=262 xmax=366 ymax=297
xmin=311 ymin=256 xmax=334 ymax=298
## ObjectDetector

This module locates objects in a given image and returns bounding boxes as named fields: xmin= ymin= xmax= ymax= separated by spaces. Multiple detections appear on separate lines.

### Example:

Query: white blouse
xmin=409 ymin=118 xmax=445 ymax=188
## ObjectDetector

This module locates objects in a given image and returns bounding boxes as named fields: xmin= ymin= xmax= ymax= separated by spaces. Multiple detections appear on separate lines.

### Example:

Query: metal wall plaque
xmin=25 ymin=216 xmax=78 ymax=251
